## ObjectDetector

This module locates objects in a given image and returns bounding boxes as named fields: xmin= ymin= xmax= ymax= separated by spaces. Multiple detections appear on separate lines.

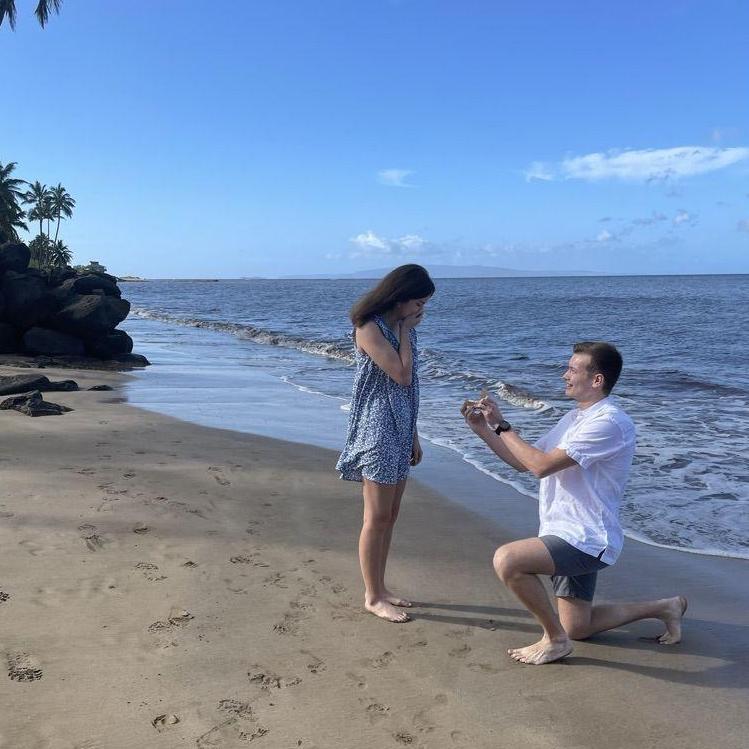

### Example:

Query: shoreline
xmin=1 ymin=362 xmax=747 ymax=748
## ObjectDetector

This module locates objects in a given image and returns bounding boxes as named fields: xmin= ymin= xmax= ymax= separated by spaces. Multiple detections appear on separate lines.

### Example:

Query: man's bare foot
xmin=507 ymin=636 xmax=573 ymax=665
xmin=365 ymin=598 xmax=411 ymax=623
xmin=657 ymin=596 xmax=687 ymax=644
xmin=383 ymin=589 xmax=412 ymax=607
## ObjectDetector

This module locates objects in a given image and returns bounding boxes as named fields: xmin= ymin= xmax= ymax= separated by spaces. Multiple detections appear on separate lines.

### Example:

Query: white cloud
xmin=525 ymin=146 xmax=749 ymax=183
xmin=377 ymin=169 xmax=414 ymax=187
xmin=673 ymin=210 xmax=692 ymax=225
xmin=633 ymin=211 xmax=668 ymax=226
xmin=596 ymin=230 xmax=613 ymax=242
xmin=523 ymin=161 xmax=554 ymax=182
xmin=350 ymin=230 xmax=390 ymax=252
xmin=348 ymin=230 xmax=428 ymax=258
xmin=738 ymin=220 xmax=749 ymax=233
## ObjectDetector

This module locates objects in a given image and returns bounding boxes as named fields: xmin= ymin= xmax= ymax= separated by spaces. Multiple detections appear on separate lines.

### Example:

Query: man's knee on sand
xmin=492 ymin=544 xmax=529 ymax=584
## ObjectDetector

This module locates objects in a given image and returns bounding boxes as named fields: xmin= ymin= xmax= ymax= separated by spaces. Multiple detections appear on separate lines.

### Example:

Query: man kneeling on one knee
xmin=462 ymin=341 xmax=686 ymax=665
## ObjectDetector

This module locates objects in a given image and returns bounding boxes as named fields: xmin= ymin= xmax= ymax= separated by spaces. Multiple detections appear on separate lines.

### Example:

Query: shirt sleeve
xmin=534 ymin=429 xmax=552 ymax=451
xmin=559 ymin=416 xmax=625 ymax=469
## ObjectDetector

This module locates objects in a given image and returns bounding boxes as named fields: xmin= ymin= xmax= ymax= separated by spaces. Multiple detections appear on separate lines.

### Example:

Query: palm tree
xmin=28 ymin=234 xmax=52 ymax=269
xmin=23 ymin=181 xmax=51 ymax=238
xmin=49 ymin=183 xmax=75 ymax=242
xmin=0 ymin=161 xmax=28 ymax=242
xmin=0 ymin=0 xmax=63 ymax=29
xmin=50 ymin=239 xmax=72 ymax=268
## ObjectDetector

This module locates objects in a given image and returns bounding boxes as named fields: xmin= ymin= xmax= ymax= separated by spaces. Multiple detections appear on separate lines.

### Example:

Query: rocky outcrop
xmin=0 ymin=374 xmax=79 ymax=395
xmin=23 ymin=327 xmax=86 ymax=357
xmin=0 ymin=390 xmax=72 ymax=416
xmin=0 ymin=240 xmax=146 ymax=366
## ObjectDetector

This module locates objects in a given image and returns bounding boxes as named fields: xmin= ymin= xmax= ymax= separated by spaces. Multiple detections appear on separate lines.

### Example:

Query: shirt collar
xmin=574 ymin=396 xmax=610 ymax=420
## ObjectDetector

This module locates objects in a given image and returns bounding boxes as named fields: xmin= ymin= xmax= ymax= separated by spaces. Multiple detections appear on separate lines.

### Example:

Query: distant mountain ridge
xmin=280 ymin=264 xmax=596 ymax=279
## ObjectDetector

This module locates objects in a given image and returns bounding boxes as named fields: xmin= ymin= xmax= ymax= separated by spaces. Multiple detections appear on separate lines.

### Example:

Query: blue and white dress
xmin=336 ymin=315 xmax=419 ymax=484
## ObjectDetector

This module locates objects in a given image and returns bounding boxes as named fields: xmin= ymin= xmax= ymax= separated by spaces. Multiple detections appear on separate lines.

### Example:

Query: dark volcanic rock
xmin=0 ymin=374 xmax=79 ymax=395
xmin=47 ymin=267 xmax=78 ymax=287
xmin=0 ymin=322 xmax=18 ymax=353
xmin=54 ymin=294 xmax=130 ymax=336
xmin=23 ymin=327 xmax=86 ymax=357
xmin=0 ymin=242 xmax=31 ymax=274
xmin=1 ymin=271 xmax=58 ymax=330
xmin=114 ymin=353 xmax=149 ymax=367
xmin=88 ymin=384 xmax=114 ymax=391
xmin=0 ymin=389 xmax=72 ymax=416
xmin=85 ymin=329 xmax=133 ymax=358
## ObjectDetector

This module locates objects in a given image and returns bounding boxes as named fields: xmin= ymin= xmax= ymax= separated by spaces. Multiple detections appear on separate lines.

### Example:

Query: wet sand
xmin=0 ymin=364 xmax=747 ymax=748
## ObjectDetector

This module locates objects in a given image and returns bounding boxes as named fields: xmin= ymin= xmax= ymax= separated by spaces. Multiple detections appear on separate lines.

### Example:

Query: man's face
xmin=562 ymin=353 xmax=600 ymax=401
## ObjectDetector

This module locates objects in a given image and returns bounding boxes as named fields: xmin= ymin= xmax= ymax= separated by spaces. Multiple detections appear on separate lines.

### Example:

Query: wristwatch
xmin=494 ymin=419 xmax=512 ymax=434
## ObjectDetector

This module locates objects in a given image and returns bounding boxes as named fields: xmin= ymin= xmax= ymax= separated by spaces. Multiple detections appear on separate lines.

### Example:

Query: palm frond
xmin=0 ymin=0 xmax=18 ymax=30
xmin=34 ymin=0 xmax=62 ymax=28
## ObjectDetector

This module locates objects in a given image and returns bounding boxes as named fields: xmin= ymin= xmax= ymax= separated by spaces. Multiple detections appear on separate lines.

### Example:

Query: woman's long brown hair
xmin=349 ymin=264 xmax=435 ymax=327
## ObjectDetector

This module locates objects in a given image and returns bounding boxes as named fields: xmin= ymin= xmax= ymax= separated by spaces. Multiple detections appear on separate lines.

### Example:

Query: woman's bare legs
xmin=380 ymin=479 xmax=411 ymax=607
xmin=360 ymin=478 xmax=409 ymax=622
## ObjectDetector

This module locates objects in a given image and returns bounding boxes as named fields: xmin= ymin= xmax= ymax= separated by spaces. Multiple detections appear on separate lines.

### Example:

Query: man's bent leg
xmin=493 ymin=538 xmax=573 ymax=665
xmin=558 ymin=594 xmax=687 ymax=643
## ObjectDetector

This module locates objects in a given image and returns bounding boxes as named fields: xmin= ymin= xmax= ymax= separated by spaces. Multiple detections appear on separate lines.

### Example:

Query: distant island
xmin=279 ymin=265 xmax=597 ymax=280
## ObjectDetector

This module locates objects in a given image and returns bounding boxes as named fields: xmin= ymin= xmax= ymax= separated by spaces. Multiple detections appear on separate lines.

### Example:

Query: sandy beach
xmin=1 ymin=363 xmax=747 ymax=749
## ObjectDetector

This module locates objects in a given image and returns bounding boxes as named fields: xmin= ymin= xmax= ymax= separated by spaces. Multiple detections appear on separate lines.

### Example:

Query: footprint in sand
xmin=152 ymin=714 xmax=180 ymax=732
xmin=346 ymin=671 xmax=367 ymax=689
xmin=182 ymin=560 xmax=198 ymax=568
xmin=467 ymin=662 xmax=500 ymax=674
xmin=122 ymin=472 xmax=136 ymax=479
xmin=148 ymin=608 xmax=194 ymax=633
xmin=78 ymin=523 xmax=107 ymax=552
xmin=263 ymin=572 xmax=287 ymax=589
xmin=301 ymin=650 xmax=326 ymax=674
xmin=208 ymin=466 xmax=231 ymax=486
xmin=272 ymin=612 xmax=303 ymax=636
xmin=248 ymin=666 xmax=302 ymax=690
xmin=370 ymin=651 xmax=394 ymax=669
xmin=231 ymin=554 xmax=268 ymax=568
xmin=197 ymin=703 xmax=267 ymax=748
xmin=394 ymin=731 xmax=417 ymax=745
xmin=135 ymin=562 xmax=166 ymax=582
xmin=133 ymin=523 xmax=150 ymax=534
xmin=7 ymin=651 xmax=43 ymax=682
xmin=0 ymin=591 xmax=10 ymax=603
xmin=218 ymin=699 xmax=253 ymax=717
xmin=76 ymin=467 xmax=96 ymax=475
xmin=362 ymin=700 xmax=391 ymax=723
xmin=448 ymin=644 xmax=472 ymax=659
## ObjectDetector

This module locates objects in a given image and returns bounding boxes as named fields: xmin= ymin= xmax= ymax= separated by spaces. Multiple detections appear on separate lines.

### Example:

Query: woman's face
xmin=397 ymin=295 xmax=431 ymax=320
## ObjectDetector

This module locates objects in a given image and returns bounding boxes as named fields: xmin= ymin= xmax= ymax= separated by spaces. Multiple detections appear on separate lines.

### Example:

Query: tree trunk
xmin=54 ymin=213 xmax=61 ymax=243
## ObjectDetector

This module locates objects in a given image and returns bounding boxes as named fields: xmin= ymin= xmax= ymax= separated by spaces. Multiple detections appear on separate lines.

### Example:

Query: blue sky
xmin=2 ymin=1 xmax=747 ymax=277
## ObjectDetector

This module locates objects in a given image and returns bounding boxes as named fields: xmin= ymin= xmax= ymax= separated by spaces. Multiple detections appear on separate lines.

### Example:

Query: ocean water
xmin=121 ymin=275 xmax=749 ymax=560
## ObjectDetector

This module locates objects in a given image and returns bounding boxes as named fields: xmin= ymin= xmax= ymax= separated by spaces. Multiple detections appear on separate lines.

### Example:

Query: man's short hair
xmin=573 ymin=342 xmax=623 ymax=395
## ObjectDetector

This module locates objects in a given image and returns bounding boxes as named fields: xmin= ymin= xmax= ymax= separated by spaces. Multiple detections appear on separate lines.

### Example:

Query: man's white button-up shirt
xmin=534 ymin=397 xmax=636 ymax=565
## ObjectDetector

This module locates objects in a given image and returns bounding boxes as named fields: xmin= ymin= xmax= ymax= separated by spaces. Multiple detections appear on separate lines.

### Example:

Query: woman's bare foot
xmin=365 ymin=598 xmax=411 ymax=623
xmin=657 ymin=596 xmax=687 ymax=644
xmin=383 ymin=589 xmax=412 ymax=608
xmin=508 ymin=635 xmax=573 ymax=665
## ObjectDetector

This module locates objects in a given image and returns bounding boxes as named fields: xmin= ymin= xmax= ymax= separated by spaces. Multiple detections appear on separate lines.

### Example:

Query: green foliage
xmin=28 ymin=234 xmax=53 ymax=269
xmin=74 ymin=260 xmax=108 ymax=275
xmin=0 ymin=161 xmax=28 ymax=242
xmin=0 ymin=1 xmax=62 ymax=30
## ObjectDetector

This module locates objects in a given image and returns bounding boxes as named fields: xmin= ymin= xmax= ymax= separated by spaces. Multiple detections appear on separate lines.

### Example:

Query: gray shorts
xmin=539 ymin=535 xmax=608 ymax=602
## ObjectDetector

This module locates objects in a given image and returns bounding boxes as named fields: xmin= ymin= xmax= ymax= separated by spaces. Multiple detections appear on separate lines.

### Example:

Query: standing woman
xmin=336 ymin=264 xmax=435 ymax=623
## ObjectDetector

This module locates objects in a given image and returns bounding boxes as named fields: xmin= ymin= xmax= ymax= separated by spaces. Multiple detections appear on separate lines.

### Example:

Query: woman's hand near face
xmin=402 ymin=310 xmax=424 ymax=329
